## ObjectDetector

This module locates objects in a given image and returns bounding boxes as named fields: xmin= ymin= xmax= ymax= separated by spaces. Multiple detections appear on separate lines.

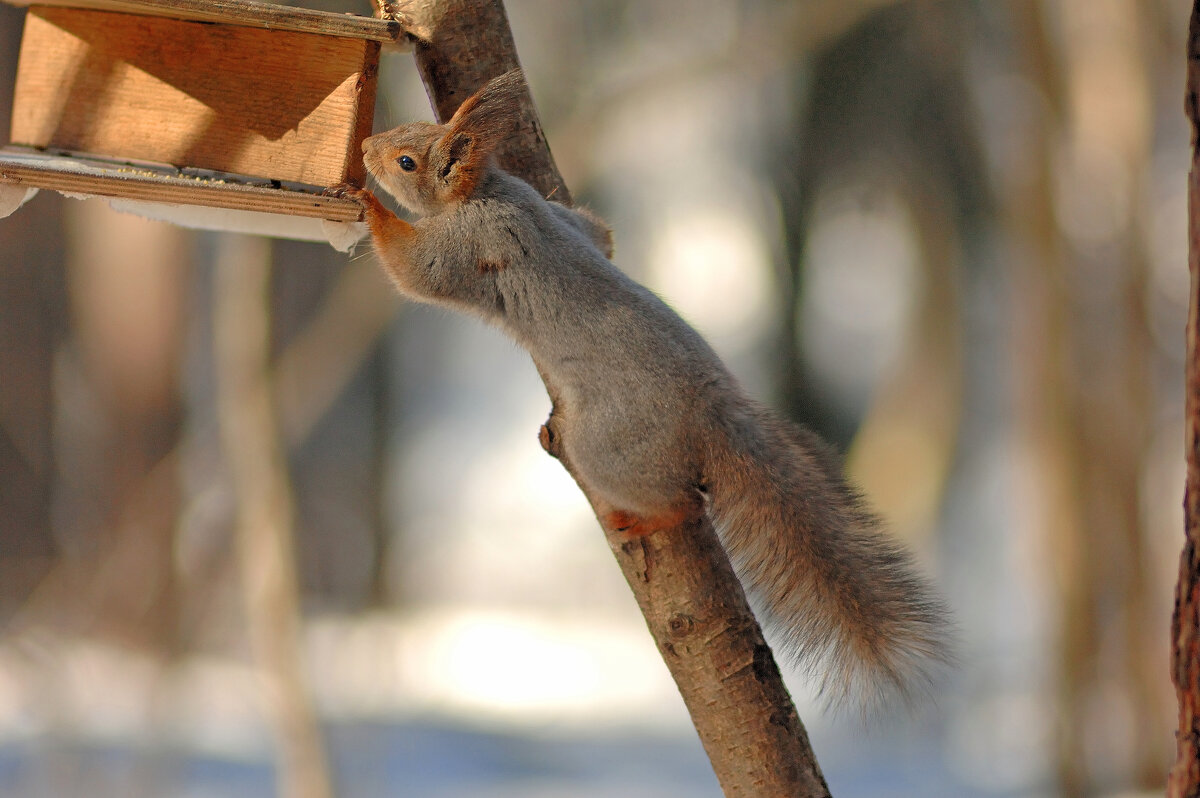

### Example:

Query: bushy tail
xmin=707 ymin=402 xmax=951 ymax=709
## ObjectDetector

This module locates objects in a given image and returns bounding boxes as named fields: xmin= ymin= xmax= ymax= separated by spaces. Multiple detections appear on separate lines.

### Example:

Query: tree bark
xmin=1171 ymin=4 xmax=1200 ymax=795
xmin=399 ymin=2 xmax=830 ymax=794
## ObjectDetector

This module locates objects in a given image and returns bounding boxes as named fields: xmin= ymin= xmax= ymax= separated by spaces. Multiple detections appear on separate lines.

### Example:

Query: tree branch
xmin=1169 ymin=3 xmax=1200 ymax=794
xmin=401 ymin=2 xmax=830 ymax=794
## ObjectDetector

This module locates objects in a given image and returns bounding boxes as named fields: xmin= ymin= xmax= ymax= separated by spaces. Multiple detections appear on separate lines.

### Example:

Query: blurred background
xmin=0 ymin=0 xmax=1190 ymax=795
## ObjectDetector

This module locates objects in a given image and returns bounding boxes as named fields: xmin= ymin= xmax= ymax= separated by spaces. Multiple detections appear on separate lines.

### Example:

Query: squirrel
xmin=338 ymin=70 xmax=950 ymax=706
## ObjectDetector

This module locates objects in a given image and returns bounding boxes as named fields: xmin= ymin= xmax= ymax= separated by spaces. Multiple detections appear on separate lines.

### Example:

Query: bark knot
xmin=667 ymin=613 xmax=697 ymax=639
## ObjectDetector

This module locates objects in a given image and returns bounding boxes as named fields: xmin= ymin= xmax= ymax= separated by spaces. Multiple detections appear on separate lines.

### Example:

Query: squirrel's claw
xmin=329 ymin=182 xmax=368 ymax=202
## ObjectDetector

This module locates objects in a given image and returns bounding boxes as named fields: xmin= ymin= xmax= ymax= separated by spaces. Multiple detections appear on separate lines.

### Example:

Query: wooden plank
xmin=1 ymin=0 xmax=405 ymax=43
xmin=0 ymin=146 xmax=364 ymax=220
xmin=11 ymin=6 xmax=380 ymax=187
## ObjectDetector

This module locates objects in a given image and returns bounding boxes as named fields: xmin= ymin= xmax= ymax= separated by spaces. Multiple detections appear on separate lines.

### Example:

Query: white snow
xmin=0 ymin=185 xmax=38 ymax=218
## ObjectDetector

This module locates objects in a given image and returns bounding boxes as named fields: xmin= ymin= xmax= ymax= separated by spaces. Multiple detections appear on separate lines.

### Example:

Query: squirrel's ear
xmin=431 ymin=70 xmax=524 ymax=201
xmin=446 ymin=69 xmax=525 ymax=139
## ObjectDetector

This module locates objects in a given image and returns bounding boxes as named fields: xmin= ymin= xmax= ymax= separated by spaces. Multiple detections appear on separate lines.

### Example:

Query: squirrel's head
xmin=362 ymin=70 xmax=524 ymax=216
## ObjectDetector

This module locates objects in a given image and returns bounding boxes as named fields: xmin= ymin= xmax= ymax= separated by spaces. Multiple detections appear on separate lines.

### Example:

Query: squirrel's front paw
xmin=330 ymin=183 xmax=393 ymax=227
xmin=329 ymin=182 xmax=369 ymax=203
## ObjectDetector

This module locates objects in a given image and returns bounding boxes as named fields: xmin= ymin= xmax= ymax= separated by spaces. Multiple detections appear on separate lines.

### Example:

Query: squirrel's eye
xmin=398 ymin=155 xmax=416 ymax=172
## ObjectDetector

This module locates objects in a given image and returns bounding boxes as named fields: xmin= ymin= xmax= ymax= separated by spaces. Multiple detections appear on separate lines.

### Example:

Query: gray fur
xmin=357 ymin=71 xmax=952 ymax=708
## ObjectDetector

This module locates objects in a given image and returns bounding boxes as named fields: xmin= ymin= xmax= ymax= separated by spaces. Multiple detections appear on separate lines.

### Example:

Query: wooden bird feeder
xmin=0 ymin=0 xmax=405 ymax=248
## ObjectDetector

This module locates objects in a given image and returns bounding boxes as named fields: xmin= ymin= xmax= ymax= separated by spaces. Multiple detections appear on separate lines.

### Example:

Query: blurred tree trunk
xmin=1170 ymin=3 xmax=1200 ymax=794
xmin=4 ymin=201 xmax=191 ymax=653
xmin=269 ymin=239 xmax=397 ymax=608
xmin=772 ymin=2 xmax=983 ymax=457
xmin=0 ymin=197 xmax=62 ymax=617
xmin=366 ymin=344 xmax=393 ymax=606
xmin=214 ymin=235 xmax=332 ymax=798
xmin=0 ymin=7 xmax=64 ymax=619
xmin=1011 ymin=1 xmax=1165 ymax=793
xmin=62 ymin=203 xmax=188 ymax=649
xmin=845 ymin=168 xmax=964 ymax=551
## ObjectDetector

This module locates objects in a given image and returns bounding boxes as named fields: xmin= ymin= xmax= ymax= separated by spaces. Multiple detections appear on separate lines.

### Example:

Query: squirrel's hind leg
xmin=538 ymin=405 xmax=701 ymax=537
xmin=597 ymin=500 xmax=703 ymax=538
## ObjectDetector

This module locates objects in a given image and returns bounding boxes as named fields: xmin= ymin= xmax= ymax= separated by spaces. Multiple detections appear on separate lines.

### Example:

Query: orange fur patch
xmin=602 ymin=504 xmax=697 ymax=537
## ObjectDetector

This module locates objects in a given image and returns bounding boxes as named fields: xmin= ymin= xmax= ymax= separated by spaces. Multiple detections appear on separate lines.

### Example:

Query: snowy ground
xmin=0 ymin=609 xmax=1068 ymax=798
